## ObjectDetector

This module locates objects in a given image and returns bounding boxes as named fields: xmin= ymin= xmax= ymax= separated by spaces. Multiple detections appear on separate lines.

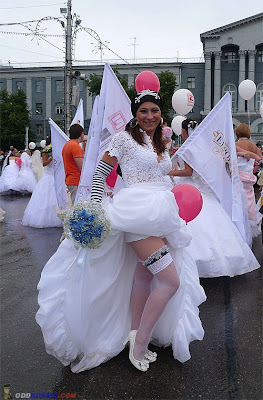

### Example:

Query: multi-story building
xmin=0 ymin=12 xmax=262 ymax=143
xmin=200 ymin=12 xmax=263 ymax=141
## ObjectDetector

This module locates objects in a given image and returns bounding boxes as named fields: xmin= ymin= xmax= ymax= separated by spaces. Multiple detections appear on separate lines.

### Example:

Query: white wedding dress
xmin=36 ymin=131 xmax=206 ymax=373
xmin=22 ymin=159 xmax=62 ymax=228
xmin=237 ymin=157 xmax=262 ymax=238
xmin=176 ymin=160 xmax=260 ymax=278
xmin=12 ymin=152 xmax=37 ymax=193
xmin=0 ymin=159 xmax=20 ymax=193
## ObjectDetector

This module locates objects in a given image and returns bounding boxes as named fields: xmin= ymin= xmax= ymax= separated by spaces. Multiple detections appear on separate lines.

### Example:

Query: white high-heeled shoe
xmin=123 ymin=330 xmax=150 ymax=372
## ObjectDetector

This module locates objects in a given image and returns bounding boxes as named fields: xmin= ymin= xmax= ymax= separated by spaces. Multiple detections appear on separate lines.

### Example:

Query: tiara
xmin=134 ymin=90 xmax=160 ymax=104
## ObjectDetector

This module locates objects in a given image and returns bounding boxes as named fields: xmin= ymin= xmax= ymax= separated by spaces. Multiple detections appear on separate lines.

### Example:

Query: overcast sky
xmin=0 ymin=0 xmax=262 ymax=67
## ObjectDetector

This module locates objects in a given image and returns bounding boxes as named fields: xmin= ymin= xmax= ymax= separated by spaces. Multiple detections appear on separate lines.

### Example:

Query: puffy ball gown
xmin=175 ymin=163 xmax=260 ymax=278
xmin=12 ymin=152 xmax=37 ymax=193
xmin=0 ymin=159 xmax=20 ymax=194
xmin=36 ymin=131 xmax=206 ymax=373
xmin=22 ymin=159 xmax=62 ymax=228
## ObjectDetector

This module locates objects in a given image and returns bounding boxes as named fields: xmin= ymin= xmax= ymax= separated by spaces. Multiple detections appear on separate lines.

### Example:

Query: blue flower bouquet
xmin=63 ymin=200 xmax=111 ymax=249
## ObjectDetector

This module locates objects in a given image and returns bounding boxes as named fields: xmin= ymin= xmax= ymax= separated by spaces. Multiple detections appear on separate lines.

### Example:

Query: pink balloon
xmin=106 ymin=164 xmax=118 ymax=188
xmin=171 ymin=184 xmax=203 ymax=223
xmin=15 ymin=158 xmax=22 ymax=166
xmin=135 ymin=71 xmax=160 ymax=93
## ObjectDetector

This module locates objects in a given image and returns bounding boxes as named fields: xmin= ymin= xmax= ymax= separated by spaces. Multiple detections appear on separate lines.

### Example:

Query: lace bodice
xmin=108 ymin=131 xmax=172 ymax=186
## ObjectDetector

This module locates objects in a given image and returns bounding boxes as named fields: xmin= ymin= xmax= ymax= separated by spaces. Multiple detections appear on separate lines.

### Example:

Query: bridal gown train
xmin=22 ymin=160 xmax=62 ymax=228
xmin=176 ymin=168 xmax=260 ymax=278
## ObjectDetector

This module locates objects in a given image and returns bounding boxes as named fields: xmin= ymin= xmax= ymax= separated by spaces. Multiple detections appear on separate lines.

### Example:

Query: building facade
xmin=200 ymin=12 xmax=263 ymax=140
xmin=0 ymin=13 xmax=262 ymax=144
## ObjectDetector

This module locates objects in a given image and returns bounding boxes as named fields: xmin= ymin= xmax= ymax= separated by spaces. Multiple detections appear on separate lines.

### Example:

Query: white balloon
xmin=40 ymin=139 xmax=46 ymax=148
xmin=171 ymin=116 xmax=186 ymax=136
xmin=29 ymin=142 xmax=36 ymax=150
xmin=238 ymin=79 xmax=256 ymax=101
xmin=172 ymin=89 xmax=195 ymax=115
xmin=260 ymin=103 xmax=263 ymax=119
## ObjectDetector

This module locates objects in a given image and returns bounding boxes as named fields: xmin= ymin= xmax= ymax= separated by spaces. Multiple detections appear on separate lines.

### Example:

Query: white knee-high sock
xmin=130 ymin=263 xmax=153 ymax=330
xmin=133 ymin=263 xmax=179 ymax=361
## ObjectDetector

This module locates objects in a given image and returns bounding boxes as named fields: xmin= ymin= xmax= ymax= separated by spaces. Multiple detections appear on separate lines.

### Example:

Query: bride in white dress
xmin=169 ymin=119 xmax=260 ymax=278
xmin=36 ymin=91 xmax=206 ymax=373
xmin=22 ymin=138 xmax=62 ymax=228
xmin=0 ymin=155 xmax=20 ymax=194
xmin=12 ymin=151 xmax=37 ymax=193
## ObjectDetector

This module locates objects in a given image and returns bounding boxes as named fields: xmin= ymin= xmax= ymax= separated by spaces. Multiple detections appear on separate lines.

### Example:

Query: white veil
xmin=31 ymin=150 xmax=45 ymax=182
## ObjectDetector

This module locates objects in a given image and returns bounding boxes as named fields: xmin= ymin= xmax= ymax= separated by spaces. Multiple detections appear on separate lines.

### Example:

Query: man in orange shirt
xmin=62 ymin=124 xmax=84 ymax=204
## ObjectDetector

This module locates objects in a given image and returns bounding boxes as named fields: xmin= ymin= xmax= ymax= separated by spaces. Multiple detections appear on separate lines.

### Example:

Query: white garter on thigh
xmin=142 ymin=245 xmax=173 ymax=275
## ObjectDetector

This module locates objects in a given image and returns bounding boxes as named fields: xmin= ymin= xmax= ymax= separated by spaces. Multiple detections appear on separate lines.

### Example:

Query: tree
xmin=85 ymin=73 xmax=103 ymax=96
xmin=158 ymin=71 xmax=177 ymax=123
xmin=85 ymin=68 xmax=136 ymax=100
xmin=0 ymin=89 xmax=32 ymax=150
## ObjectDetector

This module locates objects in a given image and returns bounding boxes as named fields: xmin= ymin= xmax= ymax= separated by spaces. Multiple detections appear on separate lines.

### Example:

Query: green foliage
xmin=0 ymin=89 xmax=32 ymax=150
xmin=158 ymin=71 xmax=177 ymax=123
xmin=85 ymin=68 xmax=136 ymax=100
xmin=86 ymin=73 xmax=103 ymax=96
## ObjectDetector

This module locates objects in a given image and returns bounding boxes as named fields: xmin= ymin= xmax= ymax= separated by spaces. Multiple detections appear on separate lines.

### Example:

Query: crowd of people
xmin=0 ymin=89 xmax=262 ymax=375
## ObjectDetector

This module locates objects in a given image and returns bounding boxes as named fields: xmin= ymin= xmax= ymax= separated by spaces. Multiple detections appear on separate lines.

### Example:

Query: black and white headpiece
xmin=131 ymin=90 xmax=162 ymax=117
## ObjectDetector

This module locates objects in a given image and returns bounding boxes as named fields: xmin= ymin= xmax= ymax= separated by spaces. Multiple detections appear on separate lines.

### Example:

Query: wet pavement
xmin=0 ymin=194 xmax=262 ymax=400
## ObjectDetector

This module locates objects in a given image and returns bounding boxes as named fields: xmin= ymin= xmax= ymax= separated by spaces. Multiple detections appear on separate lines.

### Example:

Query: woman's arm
xmin=168 ymin=161 xmax=193 ymax=177
xmin=90 ymin=152 xmax=118 ymax=203
xmin=42 ymin=152 xmax=52 ymax=167
xmin=236 ymin=145 xmax=262 ymax=161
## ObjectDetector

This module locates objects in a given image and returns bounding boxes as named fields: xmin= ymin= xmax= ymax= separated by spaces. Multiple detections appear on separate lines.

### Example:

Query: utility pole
xmin=65 ymin=0 xmax=72 ymax=135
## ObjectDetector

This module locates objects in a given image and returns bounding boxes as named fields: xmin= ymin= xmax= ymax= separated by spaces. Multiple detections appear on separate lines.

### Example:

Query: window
xmin=224 ymin=51 xmax=237 ymax=63
xmin=256 ymin=83 xmax=263 ymax=110
xmin=258 ymin=50 xmax=263 ymax=63
xmin=55 ymin=103 xmax=63 ymax=114
xmin=16 ymin=81 xmax=23 ymax=90
xmin=36 ymin=124 xmax=43 ymax=136
xmin=187 ymin=77 xmax=195 ymax=89
xmin=223 ymin=84 xmax=237 ymax=111
xmin=0 ymin=82 xmax=4 ymax=91
xmin=35 ymin=81 xmax=43 ymax=92
xmin=255 ymin=123 xmax=263 ymax=133
xmin=35 ymin=103 xmax=43 ymax=114
xmin=55 ymin=80 xmax=64 ymax=92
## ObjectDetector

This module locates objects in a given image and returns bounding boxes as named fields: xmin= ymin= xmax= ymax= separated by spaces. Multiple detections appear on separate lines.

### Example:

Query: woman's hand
xmin=168 ymin=161 xmax=193 ymax=177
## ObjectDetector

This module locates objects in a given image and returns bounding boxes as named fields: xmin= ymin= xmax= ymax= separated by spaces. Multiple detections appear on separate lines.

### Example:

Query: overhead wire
xmin=0 ymin=3 xmax=66 ymax=9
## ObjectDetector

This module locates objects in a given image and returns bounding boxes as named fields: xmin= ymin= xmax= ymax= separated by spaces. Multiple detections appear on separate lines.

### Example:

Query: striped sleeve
xmin=90 ymin=160 xmax=113 ymax=203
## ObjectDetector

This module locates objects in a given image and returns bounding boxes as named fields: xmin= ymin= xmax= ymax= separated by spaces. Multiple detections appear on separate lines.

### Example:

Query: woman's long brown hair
xmin=128 ymin=123 xmax=166 ymax=154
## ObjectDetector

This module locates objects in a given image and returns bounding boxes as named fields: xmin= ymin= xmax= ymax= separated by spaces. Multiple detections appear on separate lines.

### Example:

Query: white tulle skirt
xmin=12 ymin=167 xmax=37 ymax=193
xmin=36 ymin=183 xmax=206 ymax=373
xmin=178 ymin=177 xmax=260 ymax=278
xmin=22 ymin=172 xmax=62 ymax=228
xmin=0 ymin=164 xmax=20 ymax=193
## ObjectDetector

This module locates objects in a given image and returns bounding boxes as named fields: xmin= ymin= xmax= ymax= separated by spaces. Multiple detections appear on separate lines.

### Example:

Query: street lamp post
xmin=36 ymin=110 xmax=46 ymax=140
